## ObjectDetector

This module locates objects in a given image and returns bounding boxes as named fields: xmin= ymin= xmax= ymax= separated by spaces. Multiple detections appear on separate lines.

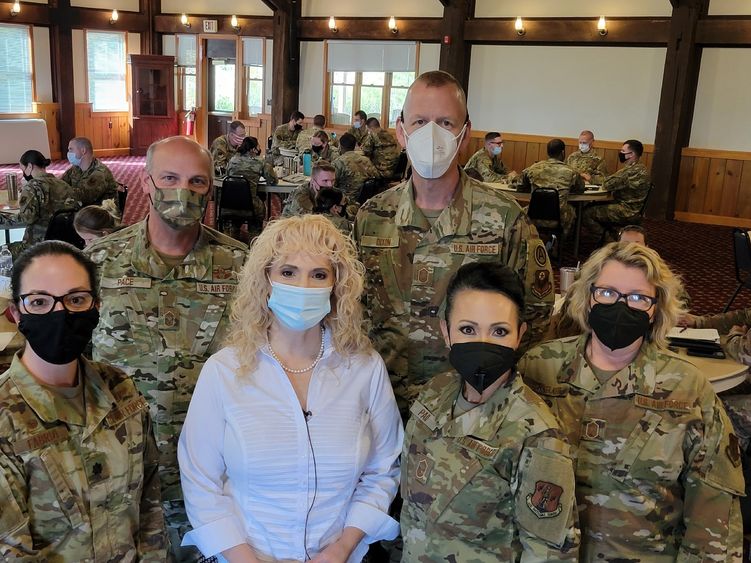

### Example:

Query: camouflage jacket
xmin=295 ymin=126 xmax=321 ymax=153
xmin=281 ymin=182 xmax=315 ymax=218
xmin=353 ymin=170 xmax=554 ymax=414
xmin=565 ymin=150 xmax=609 ymax=185
xmin=226 ymin=153 xmax=277 ymax=217
xmin=317 ymin=211 xmax=351 ymax=234
xmin=520 ymin=158 xmax=585 ymax=205
xmin=85 ymin=221 xmax=247 ymax=512
xmin=361 ymin=129 xmax=402 ymax=179
xmin=61 ymin=158 xmax=118 ymax=207
xmin=333 ymin=150 xmax=381 ymax=199
xmin=210 ymin=135 xmax=239 ymax=177
xmin=311 ymin=145 xmax=340 ymax=165
xmin=518 ymin=335 xmax=744 ymax=562
xmin=272 ymin=124 xmax=300 ymax=152
xmin=0 ymin=354 xmax=166 ymax=561
xmin=346 ymin=125 xmax=369 ymax=146
xmin=696 ymin=308 xmax=751 ymax=334
xmin=401 ymin=371 xmax=579 ymax=562
xmin=18 ymin=172 xmax=79 ymax=244
xmin=603 ymin=161 xmax=651 ymax=216
xmin=464 ymin=149 xmax=510 ymax=183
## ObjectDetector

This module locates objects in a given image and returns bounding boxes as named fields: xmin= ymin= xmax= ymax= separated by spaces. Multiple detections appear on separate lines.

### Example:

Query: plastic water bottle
xmin=302 ymin=152 xmax=312 ymax=176
xmin=0 ymin=245 xmax=12 ymax=278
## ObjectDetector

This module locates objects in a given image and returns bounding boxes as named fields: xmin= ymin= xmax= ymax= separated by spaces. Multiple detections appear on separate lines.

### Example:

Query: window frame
xmin=175 ymin=34 xmax=198 ymax=112
xmin=0 ymin=23 xmax=36 ymax=115
xmin=84 ymin=29 xmax=128 ymax=113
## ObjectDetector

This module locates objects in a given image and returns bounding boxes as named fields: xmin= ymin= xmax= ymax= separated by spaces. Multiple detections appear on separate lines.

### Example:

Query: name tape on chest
xmin=196 ymin=282 xmax=237 ymax=294
xmin=101 ymin=276 xmax=153 ymax=289
xmin=12 ymin=426 xmax=70 ymax=455
xmin=105 ymin=395 xmax=149 ymax=427
xmin=450 ymin=243 xmax=500 ymax=255
xmin=410 ymin=400 xmax=438 ymax=431
xmin=634 ymin=395 xmax=692 ymax=413
xmin=360 ymin=235 xmax=399 ymax=248
xmin=455 ymin=436 xmax=499 ymax=460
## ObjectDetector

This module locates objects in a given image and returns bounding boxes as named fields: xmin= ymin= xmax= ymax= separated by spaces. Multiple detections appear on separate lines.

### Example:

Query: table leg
xmin=573 ymin=202 xmax=584 ymax=260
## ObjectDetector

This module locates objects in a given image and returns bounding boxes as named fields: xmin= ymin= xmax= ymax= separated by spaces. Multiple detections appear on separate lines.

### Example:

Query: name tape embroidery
xmin=634 ymin=395 xmax=692 ymax=412
xmin=196 ymin=283 xmax=236 ymax=294
xmin=13 ymin=426 xmax=69 ymax=455
xmin=105 ymin=396 xmax=149 ymax=427
xmin=456 ymin=436 xmax=499 ymax=459
xmin=410 ymin=401 xmax=438 ymax=431
xmin=360 ymin=235 xmax=399 ymax=248
xmin=450 ymin=243 xmax=499 ymax=255
xmin=101 ymin=276 xmax=152 ymax=289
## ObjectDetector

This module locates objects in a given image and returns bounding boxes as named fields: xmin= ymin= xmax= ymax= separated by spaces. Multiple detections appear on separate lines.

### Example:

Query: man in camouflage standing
xmin=519 ymin=138 xmax=585 ymax=239
xmin=210 ymin=120 xmax=246 ymax=176
xmin=333 ymin=132 xmax=380 ymax=201
xmin=464 ymin=131 xmax=516 ymax=183
xmin=354 ymin=70 xmax=554 ymax=417
xmin=566 ymin=129 xmax=609 ymax=185
xmin=361 ymin=117 xmax=402 ymax=179
xmin=86 ymin=136 xmax=247 ymax=562
xmin=62 ymin=136 xmax=119 ymax=206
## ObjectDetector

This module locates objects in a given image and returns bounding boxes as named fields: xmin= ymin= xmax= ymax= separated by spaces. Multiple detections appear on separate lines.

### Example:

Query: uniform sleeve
xmin=61 ymin=167 xmax=73 ymax=185
xmin=679 ymin=389 xmax=745 ymax=560
xmin=263 ymin=161 xmax=278 ymax=185
xmin=361 ymin=134 xmax=375 ymax=158
xmin=476 ymin=156 xmax=508 ymax=183
xmin=570 ymin=172 xmax=585 ymax=195
xmin=603 ymin=169 xmax=627 ymax=193
xmin=514 ymin=434 xmax=580 ymax=562
xmin=76 ymin=170 xmax=111 ymax=207
xmin=591 ymin=158 xmax=609 ymax=185
xmin=211 ymin=140 xmax=229 ymax=176
xmin=138 ymin=410 xmax=168 ymax=561
xmin=17 ymin=185 xmax=41 ymax=224
xmin=696 ymin=308 xmax=751 ymax=334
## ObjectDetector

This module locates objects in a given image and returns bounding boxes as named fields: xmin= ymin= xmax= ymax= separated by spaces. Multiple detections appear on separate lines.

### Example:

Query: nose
xmin=53 ymin=299 xmax=66 ymax=312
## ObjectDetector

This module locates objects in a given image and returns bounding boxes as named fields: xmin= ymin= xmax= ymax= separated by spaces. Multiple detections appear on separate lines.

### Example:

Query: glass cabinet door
xmin=135 ymin=67 xmax=169 ymax=117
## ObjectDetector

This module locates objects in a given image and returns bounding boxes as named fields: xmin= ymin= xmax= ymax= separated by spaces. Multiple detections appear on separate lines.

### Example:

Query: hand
xmin=308 ymin=540 xmax=351 ymax=563
xmin=581 ymin=173 xmax=592 ymax=182
xmin=677 ymin=313 xmax=698 ymax=327
xmin=507 ymin=170 xmax=519 ymax=180
xmin=728 ymin=324 xmax=748 ymax=338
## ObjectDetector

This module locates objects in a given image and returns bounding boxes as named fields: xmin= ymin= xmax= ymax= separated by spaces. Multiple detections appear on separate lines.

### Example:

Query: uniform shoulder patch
xmin=526 ymin=481 xmax=564 ymax=518
xmin=531 ymin=269 xmax=553 ymax=299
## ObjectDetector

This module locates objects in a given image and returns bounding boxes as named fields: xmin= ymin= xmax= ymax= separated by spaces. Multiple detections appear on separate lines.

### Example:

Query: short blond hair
xmin=565 ymin=242 xmax=686 ymax=349
xmin=225 ymin=215 xmax=371 ymax=373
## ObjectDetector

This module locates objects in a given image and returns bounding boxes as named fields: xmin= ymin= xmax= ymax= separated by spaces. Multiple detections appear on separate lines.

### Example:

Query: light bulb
xmin=231 ymin=15 xmax=240 ymax=30
xmin=514 ymin=17 xmax=525 ymax=36
xmin=388 ymin=16 xmax=398 ymax=34
xmin=328 ymin=16 xmax=338 ymax=33
xmin=181 ymin=13 xmax=190 ymax=28
xmin=10 ymin=1 xmax=20 ymax=16
xmin=110 ymin=9 xmax=119 ymax=24
xmin=597 ymin=16 xmax=608 ymax=36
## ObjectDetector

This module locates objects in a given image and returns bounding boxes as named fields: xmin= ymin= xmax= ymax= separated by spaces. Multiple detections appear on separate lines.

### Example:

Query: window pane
xmin=87 ymin=31 xmax=127 ymax=111
xmin=360 ymin=86 xmax=383 ymax=122
xmin=389 ymin=87 xmax=408 ymax=128
xmin=333 ymin=71 xmax=355 ymax=84
xmin=362 ymin=71 xmax=385 ymax=86
xmin=330 ymin=84 xmax=353 ymax=125
xmin=392 ymin=71 xmax=415 ymax=88
xmin=0 ymin=24 xmax=33 ymax=113
xmin=184 ymin=74 xmax=196 ymax=109
xmin=248 ymin=65 xmax=263 ymax=80
xmin=212 ymin=63 xmax=235 ymax=112
xmin=248 ymin=80 xmax=262 ymax=115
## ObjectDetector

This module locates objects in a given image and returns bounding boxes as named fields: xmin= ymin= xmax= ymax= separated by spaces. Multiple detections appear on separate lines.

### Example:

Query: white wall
xmin=475 ymin=0 xmax=672 ymax=17
xmin=418 ymin=43 xmax=440 ymax=74
xmin=467 ymin=45 xmax=665 ymax=143
xmin=32 ymin=27 xmax=53 ymax=103
xmin=299 ymin=41 xmax=325 ymax=116
xmin=691 ymin=49 xmax=751 ymax=151
xmin=709 ymin=0 xmax=751 ymax=15
xmin=71 ymin=0 xmax=138 ymax=10
xmin=302 ymin=0 xmax=442 ymax=17
xmin=161 ymin=0 xmax=272 ymax=15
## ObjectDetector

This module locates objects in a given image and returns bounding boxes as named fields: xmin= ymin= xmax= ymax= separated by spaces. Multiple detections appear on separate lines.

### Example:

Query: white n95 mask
xmin=402 ymin=121 xmax=467 ymax=179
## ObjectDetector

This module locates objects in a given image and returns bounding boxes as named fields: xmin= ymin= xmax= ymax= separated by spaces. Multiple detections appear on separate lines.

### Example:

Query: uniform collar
xmin=131 ymin=219 xmax=213 ymax=281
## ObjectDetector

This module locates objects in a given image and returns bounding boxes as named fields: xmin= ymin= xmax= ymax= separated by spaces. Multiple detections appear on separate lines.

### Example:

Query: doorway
xmin=206 ymin=38 xmax=237 ymax=142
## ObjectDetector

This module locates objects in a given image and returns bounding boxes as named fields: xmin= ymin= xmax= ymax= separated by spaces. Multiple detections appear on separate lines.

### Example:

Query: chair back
xmin=219 ymin=175 xmax=254 ymax=213
xmin=527 ymin=187 xmax=561 ymax=224
xmin=636 ymin=183 xmax=654 ymax=218
xmin=393 ymin=151 xmax=408 ymax=180
xmin=117 ymin=183 xmax=128 ymax=214
xmin=44 ymin=209 xmax=85 ymax=249
xmin=732 ymin=228 xmax=751 ymax=286
xmin=357 ymin=178 xmax=387 ymax=205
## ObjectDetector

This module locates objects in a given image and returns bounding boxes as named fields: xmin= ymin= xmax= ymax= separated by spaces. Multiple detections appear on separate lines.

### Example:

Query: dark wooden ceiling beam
xmin=0 ymin=2 xmax=50 ymax=25
xmin=260 ymin=0 xmax=289 ymax=12
xmin=440 ymin=0 xmax=474 ymax=93
xmin=297 ymin=17 xmax=442 ymax=41
xmin=696 ymin=17 xmax=751 ymax=46
xmin=153 ymin=14 xmax=273 ymax=37
xmin=68 ymin=8 xmax=149 ymax=32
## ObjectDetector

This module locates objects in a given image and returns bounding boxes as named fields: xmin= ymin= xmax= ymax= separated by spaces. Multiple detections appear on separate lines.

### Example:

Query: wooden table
xmin=679 ymin=350 xmax=749 ymax=393
xmin=487 ymin=184 xmax=613 ymax=259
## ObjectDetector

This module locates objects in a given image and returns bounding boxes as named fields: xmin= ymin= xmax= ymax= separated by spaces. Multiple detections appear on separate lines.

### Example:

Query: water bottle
xmin=0 ymin=245 xmax=12 ymax=278
xmin=302 ymin=151 xmax=312 ymax=176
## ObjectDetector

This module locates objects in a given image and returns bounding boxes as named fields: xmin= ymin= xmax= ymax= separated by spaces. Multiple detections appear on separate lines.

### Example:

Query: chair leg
xmin=724 ymin=284 xmax=744 ymax=312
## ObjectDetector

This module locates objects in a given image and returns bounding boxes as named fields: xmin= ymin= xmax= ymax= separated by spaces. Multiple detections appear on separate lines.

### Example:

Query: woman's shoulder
xmin=519 ymin=336 xmax=580 ymax=379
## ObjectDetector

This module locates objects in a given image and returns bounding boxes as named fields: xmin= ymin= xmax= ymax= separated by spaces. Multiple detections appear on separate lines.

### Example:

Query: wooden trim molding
xmin=674 ymin=212 xmax=751 ymax=229
xmin=298 ymin=18 xmax=442 ymax=41
xmin=153 ymin=14 xmax=273 ymax=37
xmin=696 ymin=17 xmax=751 ymax=46
xmin=682 ymin=147 xmax=751 ymax=160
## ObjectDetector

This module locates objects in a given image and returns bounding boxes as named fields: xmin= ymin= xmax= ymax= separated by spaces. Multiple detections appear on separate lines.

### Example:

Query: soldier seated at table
xmin=272 ymin=110 xmax=305 ymax=156
xmin=464 ymin=131 xmax=517 ymax=183
xmin=346 ymin=110 xmax=369 ymax=146
xmin=295 ymin=114 xmax=326 ymax=153
xmin=519 ymin=138 xmax=584 ymax=239
xmin=566 ymin=129 xmax=609 ymax=185
xmin=282 ymin=161 xmax=337 ymax=218
xmin=333 ymin=132 xmax=381 ymax=204
xmin=210 ymin=120 xmax=246 ymax=177
xmin=310 ymin=131 xmax=339 ymax=164
xmin=361 ymin=117 xmax=402 ymax=179
xmin=62 ymin=136 xmax=118 ymax=207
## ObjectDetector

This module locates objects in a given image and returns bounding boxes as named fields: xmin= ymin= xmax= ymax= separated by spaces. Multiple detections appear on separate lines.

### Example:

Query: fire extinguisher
xmin=185 ymin=108 xmax=196 ymax=136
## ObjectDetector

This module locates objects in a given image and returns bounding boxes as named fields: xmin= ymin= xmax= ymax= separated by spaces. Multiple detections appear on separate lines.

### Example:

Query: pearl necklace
xmin=268 ymin=327 xmax=325 ymax=374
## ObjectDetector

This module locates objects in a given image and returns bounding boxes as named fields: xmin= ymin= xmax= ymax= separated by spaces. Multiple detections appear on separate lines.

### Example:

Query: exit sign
xmin=203 ymin=20 xmax=218 ymax=33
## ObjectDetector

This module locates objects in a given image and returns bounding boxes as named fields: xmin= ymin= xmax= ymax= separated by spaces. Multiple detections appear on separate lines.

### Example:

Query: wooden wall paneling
xmin=74 ymin=103 xmax=130 ymax=155
xmin=702 ymin=158 xmax=726 ymax=214
xmin=33 ymin=102 xmax=62 ymax=159
xmin=523 ymin=142 xmax=540 ymax=169
xmin=737 ymin=161 xmax=751 ymax=220
xmin=674 ymin=155 xmax=694 ymax=212
xmin=687 ymin=156 xmax=710 ymax=214
xmin=719 ymin=159 xmax=743 ymax=218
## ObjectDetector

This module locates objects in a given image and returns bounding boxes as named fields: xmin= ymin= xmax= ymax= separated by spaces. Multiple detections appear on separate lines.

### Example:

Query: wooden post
xmin=50 ymin=0 xmax=76 ymax=149
xmin=649 ymin=0 xmax=709 ymax=219
xmin=140 ymin=0 xmax=162 ymax=55
xmin=267 ymin=0 xmax=300 ymax=128
xmin=439 ymin=0 xmax=475 ymax=93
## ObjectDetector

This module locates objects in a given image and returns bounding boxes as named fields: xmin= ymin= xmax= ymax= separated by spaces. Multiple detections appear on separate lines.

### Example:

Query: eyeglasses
xmin=19 ymin=291 xmax=96 ymax=315
xmin=590 ymin=285 xmax=657 ymax=312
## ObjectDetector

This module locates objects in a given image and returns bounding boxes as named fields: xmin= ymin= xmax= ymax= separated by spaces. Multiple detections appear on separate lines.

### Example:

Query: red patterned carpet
xmin=2 ymin=156 xmax=748 ymax=316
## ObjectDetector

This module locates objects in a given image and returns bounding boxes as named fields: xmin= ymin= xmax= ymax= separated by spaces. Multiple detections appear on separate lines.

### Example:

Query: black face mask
xmin=18 ymin=309 xmax=100 ymax=365
xmin=588 ymin=302 xmax=650 ymax=351
xmin=618 ymin=152 xmax=628 ymax=163
xmin=311 ymin=145 xmax=323 ymax=154
xmin=294 ymin=124 xmax=303 ymax=132
xmin=23 ymin=173 xmax=33 ymax=182
xmin=448 ymin=341 xmax=516 ymax=394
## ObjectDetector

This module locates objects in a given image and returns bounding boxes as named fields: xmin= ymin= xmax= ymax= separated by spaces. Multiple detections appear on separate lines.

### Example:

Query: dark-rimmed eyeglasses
xmin=19 ymin=291 xmax=96 ymax=315
xmin=590 ymin=285 xmax=656 ymax=312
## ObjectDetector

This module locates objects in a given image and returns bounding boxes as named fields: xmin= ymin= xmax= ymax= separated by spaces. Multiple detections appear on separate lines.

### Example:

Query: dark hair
xmin=444 ymin=262 xmax=525 ymax=326
xmin=618 ymin=224 xmax=648 ymax=245
xmin=464 ymin=167 xmax=483 ymax=182
xmin=20 ymin=150 xmax=51 ymax=169
xmin=73 ymin=205 xmax=117 ymax=235
xmin=229 ymin=120 xmax=245 ymax=133
xmin=547 ymin=138 xmax=566 ymax=158
xmin=339 ymin=133 xmax=356 ymax=152
xmin=354 ymin=110 xmax=367 ymax=121
xmin=624 ymin=139 xmax=644 ymax=157
xmin=366 ymin=117 xmax=380 ymax=128
xmin=290 ymin=111 xmax=305 ymax=121
xmin=11 ymin=240 xmax=99 ymax=303
xmin=315 ymin=188 xmax=343 ymax=213
xmin=484 ymin=132 xmax=501 ymax=142
xmin=312 ymin=131 xmax=329 ymax=144
xmin=313 ymin=114 xmax=326 ymax=127
xmin=237 ymin=136 xmax=260 ymax=155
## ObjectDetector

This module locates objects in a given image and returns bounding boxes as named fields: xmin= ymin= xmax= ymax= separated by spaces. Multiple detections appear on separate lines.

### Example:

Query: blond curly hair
xmin=565 ymin=242 xmax=686 ymax=349
xmin=225 ymin=215 xmax=371 ymax=373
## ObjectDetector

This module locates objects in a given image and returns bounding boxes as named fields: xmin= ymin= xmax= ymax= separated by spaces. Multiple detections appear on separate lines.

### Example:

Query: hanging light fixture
xmin=597 ymin=16 xmax=608 ymax=36
xmin=388 ymin=16 xmax=398 ymax=34
xmin=110 ymin=9 xmax=119 ymax=25
xmin=181 ymin=13 xmax=191 ymax=29
xmin=514 ymin=17 xmax=525 ymax=36
xmin=10 ymin=1 xmax=20 ymax=16
xmin=328 ymin=16 xmax=338 ymax=33
xmin=231 ymin=15 xmax=240 ymax=31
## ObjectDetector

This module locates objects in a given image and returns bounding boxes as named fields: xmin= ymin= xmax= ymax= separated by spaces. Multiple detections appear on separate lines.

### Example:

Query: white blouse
xmin=177 ymin=332 xmax=403 ymax=562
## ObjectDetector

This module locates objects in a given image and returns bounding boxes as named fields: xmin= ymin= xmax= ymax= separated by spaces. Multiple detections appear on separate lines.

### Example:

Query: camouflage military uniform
xmin=361 ymin=129 xmax=402 ymax=179
xmin=347 ymin=125 xmax=368 ymax=146
xmin=464 ymin=149 xmax=511 ymax=183
xmin=295 ymin=126 xmax=321 ymax=153
xmin=86 ymin=221 xmax=247 ymax=561
xmin=401 ymin=370 xmax=579 ymax=561
xmin=519 ymin=335 xmax=745 ymax=562
xmin=209 ymin=134 xmax=239 ymax=177
xmin=333 ymin=150 xmax=381 ymax=200
xmin=0 ymin=354 xmax=166 ymax=561
xmin=354 ymin=170 xmax=554 ymax=415
xmin=520 ymin=158 xmax=585 ymax=238
xmin=226 ymin=152 xmax=277 ymax=220
xmin=61 ymin=158 xmax=118 ymax=206
xmin=312 ymin=144 xmax=340 ymax=164
xmin=317 ymin=211 xmax=351 ymax=234
xmin=272 ymin=124 xmax=300 ymax=152
xmin=281 ymin=182 xmax=315 ymax=218
xmin=581 ymin=161 xmax=651 ymax=237
xmin=565 ymin=150 xmax=609 ymax=185
xmin=696 ymin=308 xmax=751 ymax=334
xmin=17 ymin=172 xmax=79 ymax=244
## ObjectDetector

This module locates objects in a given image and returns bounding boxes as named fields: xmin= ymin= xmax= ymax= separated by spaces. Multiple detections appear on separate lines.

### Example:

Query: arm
xmin=602 ymin=168 xmax=626 ymax=193
xmin=591 ymin=157 xmax=609 ymax=185
xmin=61 ymin=167 xmax=73 ymax=185
xmin=262 ymin=161 xmax=278 ymax=185
xmin=570 ymin=172 xmax=586 ymax=195
xmin=17 ymin=185 xmax=40 ymax=224
xmin=696 ymin=308 xmax=751 ymax=334
xmin=138 ymin=410 xmax=168 ymax=561
xmin=476 ymin=156 xmax=509 ymax=183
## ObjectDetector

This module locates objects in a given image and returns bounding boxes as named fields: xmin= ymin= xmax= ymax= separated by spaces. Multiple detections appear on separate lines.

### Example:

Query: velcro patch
xmin=101 ymin=276 xmax=152 ymax=289
xmin=526 ymin=481 xmax=564 ymax=519
xmin=580 ymin=418 xmax=607 ymax=442
xmin=527 ymin=381 xmax=568 ymax=398
xmin=410 ymin=400 xmax=438 ymax=431
xmin=455 ymin=436 xmax=499 ymax=460
xmin=12 ymin=426 xmax=69 ymax=455
xmin=196 ymin=282 xmax=237 ymax=294
xmin=634 ymin=395 xmax=692 ymax=412
xmin=105 ymin=396 xmax=149 ymax=428
xmin=727 ymin=434 xmax=742 ymax=468
xmin=360 ymin=235 xmax=399 ymax=248
xmin=450 ymin=243 xmax=499 ymax=255
xmin=531 ymin=269 xmax=553 ymax=299
xmin=414 ymin=456 xmax=434 ymax=484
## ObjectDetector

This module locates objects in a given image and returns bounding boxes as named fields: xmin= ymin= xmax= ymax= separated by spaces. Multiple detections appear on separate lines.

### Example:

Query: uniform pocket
xmin=39 ymin=449 xmax=85 ymax=529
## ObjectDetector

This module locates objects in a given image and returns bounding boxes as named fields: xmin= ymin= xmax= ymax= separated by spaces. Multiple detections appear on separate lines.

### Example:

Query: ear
xmin=8 ymin=302 xmax=21 ymax=324
xmin=395 ymin=116 xmax=407 ymax=150
xmin=440 ymin=318 xmax=451 ymax=348
xmin=142 ymin=170 xmax=155 ymax=200
xmin=516 ymin=321 xmax=528 ymax=347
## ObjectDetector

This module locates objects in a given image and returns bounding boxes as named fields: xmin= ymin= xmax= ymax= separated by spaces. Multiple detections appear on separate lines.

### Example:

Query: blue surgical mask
xmin=491 ymin=145 xmax=502 ymax=156
xmin=268 ymin=281 xmax=332 ymax=331
xmin=353 ymin=121 xmax=362 ymax=129
xmin=67 ymin=151 xmax=82 ymax=167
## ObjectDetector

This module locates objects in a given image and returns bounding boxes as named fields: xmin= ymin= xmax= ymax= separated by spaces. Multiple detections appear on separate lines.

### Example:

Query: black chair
xmin=527 ymin=187 xmax=563 ymax=267
xmin=356 ymin=178 xmax=387 ymax=205
xmin=45 ymin=209 xmax=85 ymax=249
xmin=600 ymin=182 xmax=655 ymax=243
xmin=392 ymin=150 xmax=409 ymax=181
xmin=724 ymin=228 xmax=751 ymax=312
xmin=117 ymin=183 xmax=128 ymax=215
xmin=217 ymin=175 xmax=261 ymax=235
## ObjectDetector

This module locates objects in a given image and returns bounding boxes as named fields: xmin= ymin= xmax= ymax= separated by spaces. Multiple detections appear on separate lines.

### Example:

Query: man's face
xmin=619 ymin=231 xmax=646 ymax=245
xmin=485 ymin=136 xmax=503 ymax=155
xmin=620 ymin=143 xmax=637 ymax=164
xmin=67 ymin=141 xmax=85 ymax=159
xmin=578 ymin=133 xmax=594 ymax=147
xmin=145 ymin=139 xmax=212 ymax=201
xmin=397 ymin=82 xmax=470 ymax=153
xmin=229 ymin=127 xmax=246 ymax=147
xmin=311 ymin=171 xmax=335 ymax=193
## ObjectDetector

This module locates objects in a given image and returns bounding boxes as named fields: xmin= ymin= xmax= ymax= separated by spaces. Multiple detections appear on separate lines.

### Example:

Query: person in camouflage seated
xmin=62 ymin=136 xmax=118 ymax=206
xmin=361 ymin=117 xmax=402 ymax=179
xmin=314 ymin=187 xmax=351 ymax=234
xmin=333 ymin=132 xmax=381 ymax=203
xmin=272 ymin=110 xmax=305 ymax=156
xmin=463 ymin=131 xmax=516 ymax=183
xmin=310 ymin=130 xmax=339 ymax=164
xmin=565 ymin=129 xmax=609 ymax=185
xmin=225 ymin=136 xmax=277 ymax=238
xmin=347 ymin=110 xmax=369 ymax=146
xmin=0 ymin=241 xmax=166 ymax=561
xmin=400 ymin=262 xmax=580 ymax=562
xmin=582 ymin=139 xmax=651 ymax=239
xmin=17 ymin=149 xmax=79 ymax=245
xmin=519 ymin=242 xmax=744 ymax=562
xmin=295 ymin=113 xmax=326 ymax=153
xmin=282 ymin=161 xmax=338 ymax=218
xmin=86 ymin=136 xmax=247 ymax=562
xmin=354 ymin=70 xmax=554 ymax=418
xmin=210 ymin=120 xmax=246 ymax=177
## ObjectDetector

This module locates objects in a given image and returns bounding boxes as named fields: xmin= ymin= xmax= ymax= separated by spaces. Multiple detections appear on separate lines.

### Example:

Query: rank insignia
xmin=526 ymin=480 xmax=563 ymax=519
xmin=414 ymin=456 xmax=434 ymax=484
xmin=580 ymin=418 xmax=606 ymax=441
xmin=727 ymin=433 xmax=742 ymax=468
xmin=531 ymin=269 xmax=553 ymax=299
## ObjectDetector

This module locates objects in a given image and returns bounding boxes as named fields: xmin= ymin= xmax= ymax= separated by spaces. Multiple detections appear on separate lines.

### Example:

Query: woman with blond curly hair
xmin=178 ymin=215 xmax=402 ymax=563
xmin=519 ymin=242 xmax=744 ymax=562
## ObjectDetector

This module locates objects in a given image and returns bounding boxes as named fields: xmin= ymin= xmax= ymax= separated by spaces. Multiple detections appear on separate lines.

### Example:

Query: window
xmin=86 ymin=31 xmax=127 ymax=111
xmin=211 ymin=61 xmax=235 ymax=112
xmin=243 ymin=37 xmax=264 ymax=115
xmin=176 ymin=34 xmax=197 ymax=110
xmin=327 ymin=71 xmax=415 ymax=127
xmin=247 ymin=66 xmax=263 ymax=115
xmin=0 ymin=24 xmax=33 ymax=113
xmin=330 ymin=72 xmax=355 ymax=125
